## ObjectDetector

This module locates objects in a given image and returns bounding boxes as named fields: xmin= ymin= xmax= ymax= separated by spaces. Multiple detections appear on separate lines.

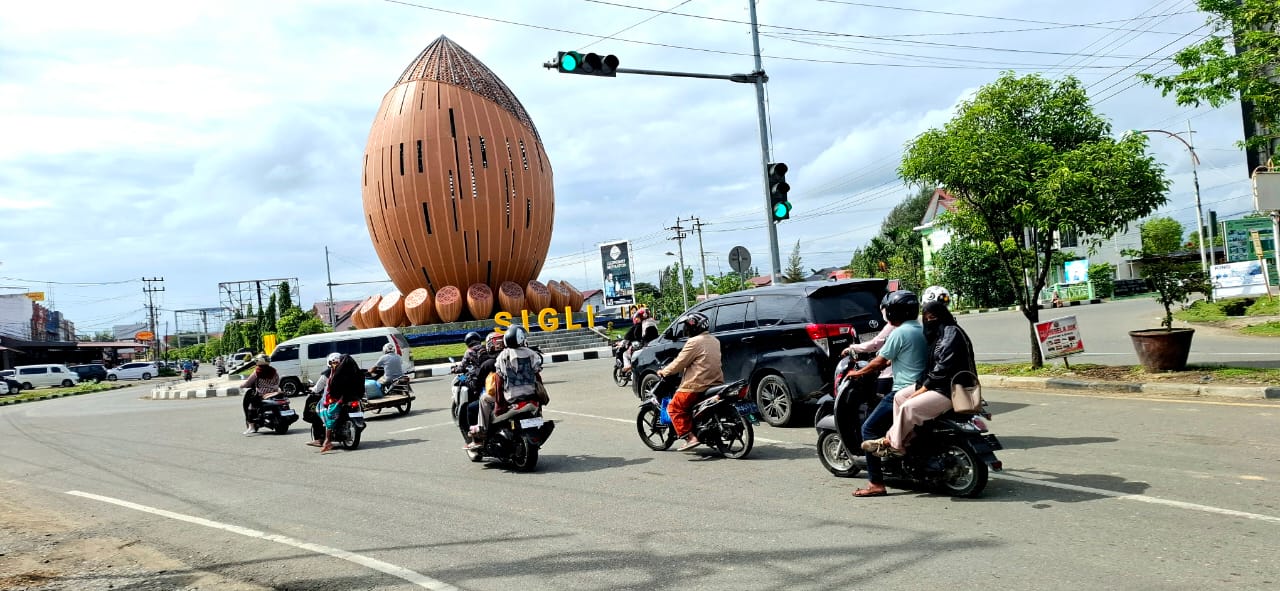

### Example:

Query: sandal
xmin=853 ymin=487 xmax=887 ymax=497
xmin=860 ymin=437 xmax=887 ymax=454
xmin=305 ymin=441 xmax=322 ymax=447
xmin=676 ymin=437 xmax=702 ymax=452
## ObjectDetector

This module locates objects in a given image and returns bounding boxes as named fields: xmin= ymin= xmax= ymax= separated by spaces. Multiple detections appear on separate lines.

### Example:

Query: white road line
xmin=993 ymin=474 xmax=1280 ymax=525
xmin=65 ymin=490 xmax=461 ymax=591
xmin=545 ymin=409 xmax=790 ymax=445
xmin=389 ymin=421 xmax=456 ymax=434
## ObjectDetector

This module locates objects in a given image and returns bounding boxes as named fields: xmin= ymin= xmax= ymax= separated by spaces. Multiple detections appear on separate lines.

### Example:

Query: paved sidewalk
xmin=982 ymin=374 xmax=1280 ymax=400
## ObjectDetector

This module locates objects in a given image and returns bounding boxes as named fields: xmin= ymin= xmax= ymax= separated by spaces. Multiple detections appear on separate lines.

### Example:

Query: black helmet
xmin=464 ymin=331 xmax=482 ymax=347
xmin=678 ymin=311 xmax=710 ymax=338
xmin=503 ymin=326 xmax=528 ymax=349
xmin=881 ymin=290 xmax=920 ymax=325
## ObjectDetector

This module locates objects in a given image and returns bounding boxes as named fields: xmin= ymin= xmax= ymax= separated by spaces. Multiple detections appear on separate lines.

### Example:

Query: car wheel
xmin=755 ymin=374 xmax=794 ymax=427
xmin=61 ymin=379 xmax=74 ymax=387
xmin=280 ymin=378 xmax=301 ymax=396
xmin=106 ymin=375 xmax=117 ymax=381
xmin=141 ymin=373 xmax=152 ymax=380
xmin=22 ymin=382 xmax=34 ymax=391
xmin=638 ymin=372 xmax=662 ymax=401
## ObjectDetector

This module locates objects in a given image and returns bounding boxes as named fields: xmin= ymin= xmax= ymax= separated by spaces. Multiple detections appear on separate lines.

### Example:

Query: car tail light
xmin=806 ymin=323 xmax=852 ymax=356
xmin=392 ymin=338 xmax=402 ymax=356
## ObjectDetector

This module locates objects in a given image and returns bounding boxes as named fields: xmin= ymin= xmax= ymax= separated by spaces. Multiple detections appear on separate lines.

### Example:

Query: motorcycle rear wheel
xmin=817 ymin=431 xmax=859 ymax=478
xmin=274 ymin=421 xmax=289 ymax=435
xmin=937 ymin=443 xmax=988 ymax=498
xmin=613 ymin=366 xmax=631 ymax=387
xmin=636 ymin=406 xmax=676 ymax=451
xmin=715 ymin=410 xmax=754 ymax=459
xmin=510 ymin=434 xmax=539 ymax=472
xmin=338 ymin=423 xmax=362 ymax=450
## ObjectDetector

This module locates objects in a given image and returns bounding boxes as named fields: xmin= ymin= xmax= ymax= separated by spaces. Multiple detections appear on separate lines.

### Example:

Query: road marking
xmin=545 ymin=409 xmax=790 ymax=445
xmin=993 ymin=474 xmax=1280 ymax=525
xmin=65 ymin=490 xmax=461 ymax=590
xmin=389 ymin=421 xmax=455 ymax=434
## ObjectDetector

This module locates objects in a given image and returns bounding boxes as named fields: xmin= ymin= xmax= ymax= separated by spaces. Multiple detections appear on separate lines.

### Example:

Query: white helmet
xmin=382 ymin=342 xmax=395 ymax=354
xmin=922 ymin=285 xmax=951 ymax=306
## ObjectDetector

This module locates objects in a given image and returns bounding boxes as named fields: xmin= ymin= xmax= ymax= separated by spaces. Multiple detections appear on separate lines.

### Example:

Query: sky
xmin=0 ymin=0 xmax=1260 ymax=338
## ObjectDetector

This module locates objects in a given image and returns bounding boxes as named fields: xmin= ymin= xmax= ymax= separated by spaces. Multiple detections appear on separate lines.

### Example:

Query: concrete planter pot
xmin=1128 ymin=328 xmax=1195 ymax=372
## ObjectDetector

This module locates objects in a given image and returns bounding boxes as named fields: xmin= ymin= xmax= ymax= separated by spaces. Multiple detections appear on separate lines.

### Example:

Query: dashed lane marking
xmin=65 ymin=490 xmax=461 ymax=590
xmin=991 ymin=474 xmax=1280 ymax=525
xmin=388 ymin=421 xmax=456 ymax=434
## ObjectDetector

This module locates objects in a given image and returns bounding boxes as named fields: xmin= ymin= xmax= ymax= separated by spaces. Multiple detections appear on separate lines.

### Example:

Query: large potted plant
xmin=1128 ymin=258 xmax=1210 ymax=372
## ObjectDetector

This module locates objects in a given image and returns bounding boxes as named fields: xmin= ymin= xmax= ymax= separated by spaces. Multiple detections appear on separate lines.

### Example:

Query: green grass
xmin=410 ymin=343 xmax=468 ymax=362
xmin=3 ymin=382 xmax=124 ymax=404
xmin=979 ymin=362 xmax=1280 ymax=385
xmin=1246 ymin=297 xmax=1280 ymax=316
xmin=976 ymin=362 xmax=1114 ymax=378
xmin=1187 ymin=365 xmax=1280 ymax=383
xmin=1240 ymin=321 xmax=1280 ymax=337
xmin=1173 ymin=300 xmax=1228 ymax=322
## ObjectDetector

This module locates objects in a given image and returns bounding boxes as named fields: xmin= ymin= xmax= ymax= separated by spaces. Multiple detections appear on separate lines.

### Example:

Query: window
xmin=271 ymin=345 xmax=299 ymax=362
xmin=754 ymin=296 xmax=793 ymax=327
xmin=361 ymin=336 xmax=390 ymax=354
xmin=51 ymin=367 xmax=63 ymax=373
xmin=19 ymin=367 xmax=47 ymax=375
xmin=1060 ymin=231 xmax=1080 ymax=248
xmin=307 ymin=342 xmax=336 ymax=359
xmin=808 ymin=291 xmax=882 ymax=324
xmin=712 ymin=303 xmax=750 ymax=332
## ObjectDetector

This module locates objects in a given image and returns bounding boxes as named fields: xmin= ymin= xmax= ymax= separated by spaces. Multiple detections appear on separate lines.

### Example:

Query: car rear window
xmin=807 ymin=291 xmax=883 ymax=325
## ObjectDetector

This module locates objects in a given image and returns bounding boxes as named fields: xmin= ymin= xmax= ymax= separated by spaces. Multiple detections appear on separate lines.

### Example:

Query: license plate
xmin=348 ymin=411 xmax=364 ymax=418
xmin=279 ymin=409 xmax=296 ymax=416
xmin=519 ymin=417 xmax=544 ymax=429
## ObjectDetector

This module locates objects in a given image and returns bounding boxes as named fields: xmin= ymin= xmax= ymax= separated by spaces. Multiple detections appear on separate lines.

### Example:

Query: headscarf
xmin=254 ymin=363 xmax=278 ymax=380
xmin=921 ymin=300 xmax=957 ymax=344
xmin=325 ymin=354 xmax=364 ymax=404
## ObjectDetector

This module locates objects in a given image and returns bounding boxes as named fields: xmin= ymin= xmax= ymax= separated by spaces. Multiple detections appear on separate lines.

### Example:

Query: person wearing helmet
xmin=620 ymin=307 xmax=660 ymax=373
xmin=862 ymin=299 xmax=976 ymax=464
xmin=922 ymin=285 xmax=951 ymax=308
xmin=845 ymin=290 xmax=928 ymax=497
xmin=241 ymin=354 xmax=281 ymax=436
xmin=371 ymin=341 xmax=404 ymax=392
xmin=452 ymin=332 xmax=486 ymax=375
xmin=303 ymin=353 xmax=343 ymax=447
xmin=656 ymin=311 xmax=723 ymax=451
xmin=318 ymin=353 xmax=366 ymax=453
xmin=459 ymin=332 xmax=505 ymax=438
xmin=468 ymin=326 xmax=543 ymax=449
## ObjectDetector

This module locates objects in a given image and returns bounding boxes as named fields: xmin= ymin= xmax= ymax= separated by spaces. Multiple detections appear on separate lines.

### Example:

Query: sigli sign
xmin=1034 ymin=315 xmax=1085 ymax=360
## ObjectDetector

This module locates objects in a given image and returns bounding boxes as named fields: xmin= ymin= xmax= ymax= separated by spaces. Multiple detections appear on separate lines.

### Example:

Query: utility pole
xmin=667 ymin=218 xmax=690 ymax=310
xmin=692 ymin=217 xmax=710 ymax=298
xmin=200 ymin=310 xmax=209 ymax=345
xmin=142 ymin=277 xmax=164 ymax=361
xmin=324 ymin=246 xmax=336 ymax=326
xmin=748 ymin=0 xmax=781 ymax=282
xmin=1187 ymin=120 xmax=1208 ymax=275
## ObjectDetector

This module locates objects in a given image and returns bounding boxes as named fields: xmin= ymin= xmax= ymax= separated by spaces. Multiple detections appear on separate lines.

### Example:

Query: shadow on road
xmin=983 ymin=401 xmax=1032 ymax=416
xmin=345 ymin=437 xmax=426 ymax=450
xmin=997 ymin=435 xmax=1118 ymax=450
xmin=539 ymin=454 xmax=653 ymax=473
xmin=981 ymin=467 xmax=1150 ymax=504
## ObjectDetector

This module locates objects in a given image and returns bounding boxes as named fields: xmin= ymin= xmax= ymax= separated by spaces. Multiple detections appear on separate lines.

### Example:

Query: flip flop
xmin=853 ymin=487 xmax=888 ymax=497
xmin=305 ymin=441 xmax=322 ymax=447
xmin=676 ymin=439 xmax=702 ymax=452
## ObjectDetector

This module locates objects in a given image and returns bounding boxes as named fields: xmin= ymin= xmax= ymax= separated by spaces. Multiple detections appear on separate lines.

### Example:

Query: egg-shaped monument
xmin=362 ymin=35 xmax=554 ymax=304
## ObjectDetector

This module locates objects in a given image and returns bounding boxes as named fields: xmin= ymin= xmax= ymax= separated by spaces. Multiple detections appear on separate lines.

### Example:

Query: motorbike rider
xmin=467 ymin=326 xmax=542 ymax=450
xmin=304 ymin=353 xmax=342 ymax=447
xmin=862 ymin=298 xmax=976 ymax=460
xmin=372 ymin=342 xmax=404 ymax=392
xmin=214 ymin=356 xmax=225 ymax=375
xmin=452 ymin=331 xmax=485 ymax=374
xmin=318 ymin=354 xmax=366 ymax=453
xmin=620 ymin=308 xmax=660 ymax=373
xmin=461 ymin=332 xmax=504 ymax=438
xmin=844 ymin=290 xmax=928 ymax=497
xmin=655 ymin=312 xmax=723 ymax=452
xmin=241 ymin=354 xmax=282 ymax=436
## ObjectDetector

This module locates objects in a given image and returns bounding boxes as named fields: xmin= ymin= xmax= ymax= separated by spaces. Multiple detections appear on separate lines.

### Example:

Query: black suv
xmin=69 ymin=364 xmax=108 ymax=383
xmin=630 ymin=279 xmax=888 ymax=427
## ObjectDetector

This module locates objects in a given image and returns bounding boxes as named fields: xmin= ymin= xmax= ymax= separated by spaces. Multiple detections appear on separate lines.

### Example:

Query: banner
xmin=1211 ymin=260 xmax=1270 ymax=299
xmin=1224 ymin=218 xmax=1277 ymax=285
xmin=1064 ymin=259 xmax=1089 ymax=283
xmin=1034 ymin=315 xmax=1085 ymax=360
xmin=599 ymin=240 xmax=635 ymax=306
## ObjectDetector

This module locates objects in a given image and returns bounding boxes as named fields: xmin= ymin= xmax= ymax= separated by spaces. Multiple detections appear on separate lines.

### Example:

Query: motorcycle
xmin=245 ymin=388 xmax=299 ymax=435
xmin=814 ymin=356 xmax=1003 ymax=498
xmin=216 ymin=365 xmax=226 ymax=377
xmin=635 ymin=374 xmax=758 ymax=459
xmin=462 ymin=396 xmax=555 ymax=472
xmin=612 ymin=339 xmax=637 ymax=387
xmin=329 ymin=399 xmax=367 ymax=450
xmin=182 ymin=368 xmax=193 ymax=382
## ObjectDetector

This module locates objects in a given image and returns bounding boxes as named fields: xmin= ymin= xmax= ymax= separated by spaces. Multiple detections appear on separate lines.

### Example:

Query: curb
xmin=980 ymin=374 xmax=1280 ymax=400
xmin=955 ymin=299 xmax=1105 ymax=316
xmin=149 ymin=384 xmax=242 ymax=400
xmin=411 ymin=346 xmax=611 ymax=379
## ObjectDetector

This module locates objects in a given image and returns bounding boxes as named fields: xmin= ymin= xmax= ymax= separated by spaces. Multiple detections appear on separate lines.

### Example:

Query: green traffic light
xmin=560 ymin=52 xmax=580 ymax=72
xmin=772 ymin=201 xmax=791 ymax=220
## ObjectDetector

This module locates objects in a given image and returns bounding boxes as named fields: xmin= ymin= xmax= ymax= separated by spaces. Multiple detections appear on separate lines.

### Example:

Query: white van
xmin=269 ymin=327 xmax=413 ymax=395
xmin=14 ymin=364 xmax=81 ymax=389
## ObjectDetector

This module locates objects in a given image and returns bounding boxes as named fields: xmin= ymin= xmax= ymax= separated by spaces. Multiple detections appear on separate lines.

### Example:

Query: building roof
xmin=581 ymin=289 xmax=602 ymax=299
xmin=311 ymin=300 xmax=362 ymax=332
xmin=918 ymin=188 xmax=958 ymax=227
xmin=748 ymin=275 xmax=773 ymax=287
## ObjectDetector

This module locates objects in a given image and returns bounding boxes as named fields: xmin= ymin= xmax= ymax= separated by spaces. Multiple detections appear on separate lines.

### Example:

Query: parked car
xmin=69 ymin=363 xmax=109 ymax=382
xmin=106 ymin=361 xmax=159 ymax=381
xmin=2 ymin=375 xmax=20 ymax=394
xmin=269 ymin=327 xmax=413 ymax=396
xmin=630 ymin=278 xmax=889 ymax=427
xmin=13 ymin=364 xmax=81 ymax=389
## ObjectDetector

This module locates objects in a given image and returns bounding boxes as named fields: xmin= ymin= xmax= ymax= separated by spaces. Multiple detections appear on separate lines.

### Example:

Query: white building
xmin=0 ymin=294 xmax=33 ymax=340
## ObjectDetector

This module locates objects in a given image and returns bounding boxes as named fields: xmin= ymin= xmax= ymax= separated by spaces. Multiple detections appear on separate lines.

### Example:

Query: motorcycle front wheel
xmin=613 ymin=366 xmax=631 ymax=387
xmin=936 ymin=443 xmax=988 ymax=498
xmin=714 ymin=409 xmax=754 ymax=459
xmin=636 ymin=406 xmax=676 ymax=451
xmin=817 ymin=431 xmax=859 ymax=478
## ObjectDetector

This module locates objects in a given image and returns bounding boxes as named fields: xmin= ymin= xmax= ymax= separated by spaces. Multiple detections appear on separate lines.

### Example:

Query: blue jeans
xmin=862 ymin=389 xmax=896 ymax=485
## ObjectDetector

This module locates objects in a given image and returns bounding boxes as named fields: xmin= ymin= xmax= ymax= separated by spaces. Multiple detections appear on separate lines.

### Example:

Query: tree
xmin=932 ymin=239 xmax=1019 ymax=308
xmin=1143 ymin=259 xmax=1211 ymax=329
xmin=295 ymin=316 xmax=331 ymax=337
xmin=278 ymin=282 xmax=293 ymax=314
xmin=849 ymin=188 xmax=931 ymax=290
xmin=1140 ymin=217 xmax=1185 ymax=256
xmin=900 ymin=72 xmax=1169 ymax=367
xmin=633 ymin=282 xmax=659 ymax=301
xmin=1186 ymin=230 xmax=1224 ymax=248
xmin=92 ymin=330 xmax=114 ymax=342
xmin=1139 ymin=0 xmax=1279 ymax=156
xmin=705 ymin=272 xmax=749 ymax=295
xmin=783 ymin=240 xmax=806 ymax=283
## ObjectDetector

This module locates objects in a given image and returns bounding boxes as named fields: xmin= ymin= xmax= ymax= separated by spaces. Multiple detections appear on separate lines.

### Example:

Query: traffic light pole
xmin=747 ymin=0 xmax=781 ymax=283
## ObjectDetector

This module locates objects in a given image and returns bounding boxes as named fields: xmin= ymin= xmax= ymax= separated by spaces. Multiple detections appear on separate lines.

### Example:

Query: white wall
xmin=0 ymin=295 xmax=31 ymax=340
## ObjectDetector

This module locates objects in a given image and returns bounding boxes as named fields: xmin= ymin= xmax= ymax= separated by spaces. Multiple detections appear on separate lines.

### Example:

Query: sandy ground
xmin=0 ymin=485 xmax=269 ymax=591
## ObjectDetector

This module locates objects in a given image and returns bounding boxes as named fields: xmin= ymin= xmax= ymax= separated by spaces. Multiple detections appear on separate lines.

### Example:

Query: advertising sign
xmin=25 ymin=292 xmax=44 ymax=301
xmin=1211 ymin=260 xmax=1270 ymax=299
xmin=599 ymin=240 xmax=635 ymax=306
xmin=1224 ymin=218 xmax=1277 ymax=284
xmin=1034 ymin=315 xmax=1085 ymax=360
xmin=134 ymin=330 xmax=155 ymax=341
xmin=1064 ymin=259 xmax=1089 ymax=283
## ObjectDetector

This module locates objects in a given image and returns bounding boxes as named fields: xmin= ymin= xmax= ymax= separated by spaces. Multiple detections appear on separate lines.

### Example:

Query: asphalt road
xmin=958 ymin=298 xmax=1280 ymax=366
xmin=2 ymin=360 xmax=1279 ymax=590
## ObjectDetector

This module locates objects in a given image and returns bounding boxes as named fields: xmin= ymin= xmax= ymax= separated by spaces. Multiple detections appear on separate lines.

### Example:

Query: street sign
xmin=25 ymin=292 xmax=44 ymax=301
xmin=728 ymin=246 xmax=752 ymax=274
xmin=1034 ymin=315 xmax=1085 ymax=360
xmin=135 ymin=330 xmax=155 ymax=341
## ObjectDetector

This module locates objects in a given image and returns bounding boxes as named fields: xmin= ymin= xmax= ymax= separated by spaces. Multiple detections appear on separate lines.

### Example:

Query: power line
xmin=811 ymin=0 xmax=1193 ymax=33
xmin=0 ymin=276 xmax=137 ymax=286
xmin=1057 ymin=0 xmax=1187 ymax=76
xmin=583 ymin=0 xmax=696 ymax=50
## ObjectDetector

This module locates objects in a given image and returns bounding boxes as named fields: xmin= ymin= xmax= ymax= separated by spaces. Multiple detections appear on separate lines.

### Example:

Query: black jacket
xmin=919 ymin=325 xmax=977 ymax=392
xmin=624 ymin=320 xmax=659 ymax=345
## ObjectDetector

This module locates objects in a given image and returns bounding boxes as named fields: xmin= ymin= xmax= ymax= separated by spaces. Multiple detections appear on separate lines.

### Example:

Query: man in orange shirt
xmin=657 ymin=312 xmax=724 ymax=451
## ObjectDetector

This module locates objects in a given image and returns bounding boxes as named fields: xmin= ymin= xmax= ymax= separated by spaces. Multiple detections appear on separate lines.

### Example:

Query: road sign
xmin=135 ymin=330 xmax=155 ymax=341
xmin=25 ymin=292 xmax=44 ymax=301
xmin=1034 ymin=315 xmax=1085 ymax=360
xmin=728 ymin=246 xmax=752 ymax=274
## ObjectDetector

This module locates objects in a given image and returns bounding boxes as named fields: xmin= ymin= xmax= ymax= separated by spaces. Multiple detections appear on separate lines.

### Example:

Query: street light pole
xmin=1136 ymin=125 xmax=1207 ymax=274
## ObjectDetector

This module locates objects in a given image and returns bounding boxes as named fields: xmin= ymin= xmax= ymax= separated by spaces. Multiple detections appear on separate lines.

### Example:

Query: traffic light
xmin=556 ymin=51 xmax=619 ymax=77
xmin=768 ymin=162 xmax=791 ymax=221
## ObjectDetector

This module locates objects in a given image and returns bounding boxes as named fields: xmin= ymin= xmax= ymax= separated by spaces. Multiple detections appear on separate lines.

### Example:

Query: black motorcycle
xmin=814 ymin=356 xmax=1003 ymax=497
xmin=612 ymin=339 xmax=634 ymax=388
xmin=635 ymin=374 xmax=758 ymax=459
xmin=463 ymin=397 xmax=555 ymax=472
xmin=329 ymin=399 xmax=367 ymax=450
xmin=245 ymin=388 xmax=299 ymax=435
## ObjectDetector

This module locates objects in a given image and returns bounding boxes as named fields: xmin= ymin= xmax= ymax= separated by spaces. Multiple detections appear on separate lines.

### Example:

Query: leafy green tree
xmin=278 ymin=282 xmax=293 ymax=314
xmin=783 ymin=240 xmax=806 ymax=283
xmin=1186 ymin=230 xmax=1223 ymax=248
xmin=295 ymin=316 xmax=331 ymax=337
xmin=1140 ymin=217 xmax=1185 ymax=255
xmin=1143 ymin=259 xmax=1211 ymax=328
xmin=1139 ymin=0 xmax=1279 ymax=156
xmin=633 ymin=282 xmax=659 ymax=301
xmin=1089 ymin=262 xmax=1117 ymax=298
xmin=899 ymin=72 xmax=1169 ymax=367
xmin=92 ymin=330 xmax=114 ymax=342
xmin=849 ymin=188 xmax=931 ymax=291
xmin=932 ymin=239 xmax=1019 ymax=308
xmin=705 ymin=272 xmax=750 ymax=295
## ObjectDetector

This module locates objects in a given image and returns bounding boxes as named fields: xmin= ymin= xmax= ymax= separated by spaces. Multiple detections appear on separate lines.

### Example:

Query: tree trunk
xmin=1023 ymin=304 xmax=1043 ymax=368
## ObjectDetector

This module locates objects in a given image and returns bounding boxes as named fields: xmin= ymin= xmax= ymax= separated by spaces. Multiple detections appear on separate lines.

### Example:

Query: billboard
xmin=599 ymin=240 xmax=635 ymax=306
xmin=1064 ymin=259 xmax=1089 ymax=283
xmin=1034 ymin=315 xmax=1085 ymax=360
xmin=1224 ymin=218 xmax=1277 ymax=285
xmin=1210 ymin=260 xmax=1270 ymax=299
